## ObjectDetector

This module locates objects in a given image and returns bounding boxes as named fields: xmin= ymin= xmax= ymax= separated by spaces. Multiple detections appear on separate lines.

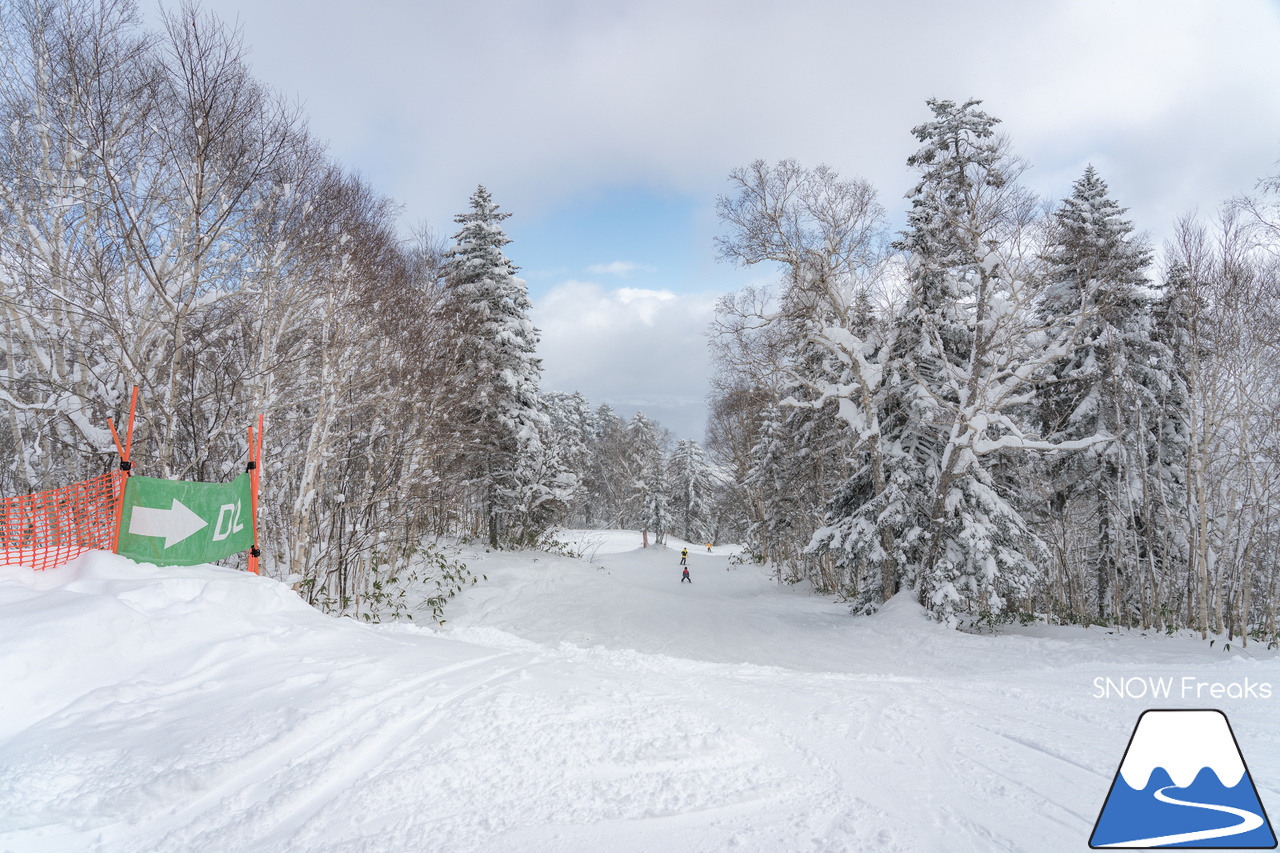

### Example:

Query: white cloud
xmin=161 ymin=0 xmax=1280 ymax=442
xmin=192 ymin=0 xmax=1280 ymax=253
xmin=585 ymin=260 xmax=655 ymax=277
xmin=532 ymin=281 xmax=719 ymax=439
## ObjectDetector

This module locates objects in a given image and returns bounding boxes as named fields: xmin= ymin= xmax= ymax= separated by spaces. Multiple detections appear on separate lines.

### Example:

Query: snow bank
xmin=0 ymin=552 xmax=318 ymax=741
xmin=869 ymin=588 xmax=936 ymax=626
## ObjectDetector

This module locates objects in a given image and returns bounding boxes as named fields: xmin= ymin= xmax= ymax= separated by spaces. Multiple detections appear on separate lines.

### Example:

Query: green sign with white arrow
xmin=116 ymin=474 xmax=254 ymax=567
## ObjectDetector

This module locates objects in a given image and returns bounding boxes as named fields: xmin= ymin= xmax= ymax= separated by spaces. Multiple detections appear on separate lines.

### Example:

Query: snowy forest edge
xmin=1 ymin=1 xmax=1279 ymax=640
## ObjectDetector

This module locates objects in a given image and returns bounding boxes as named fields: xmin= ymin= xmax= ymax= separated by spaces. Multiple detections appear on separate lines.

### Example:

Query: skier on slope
xmin=680 ymin=548 xmax=688 ymax=566
xmin=681 ymin=566 xmax=691 ymax=584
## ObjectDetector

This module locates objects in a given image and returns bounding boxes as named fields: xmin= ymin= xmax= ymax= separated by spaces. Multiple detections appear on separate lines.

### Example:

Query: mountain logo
xmin=1090 ymin=709 xmax=1276 ymax=848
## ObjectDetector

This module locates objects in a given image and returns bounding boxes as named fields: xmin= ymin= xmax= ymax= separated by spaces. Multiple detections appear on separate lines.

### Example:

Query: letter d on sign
xmin=213 ymin=503 xmax=236 ymax=541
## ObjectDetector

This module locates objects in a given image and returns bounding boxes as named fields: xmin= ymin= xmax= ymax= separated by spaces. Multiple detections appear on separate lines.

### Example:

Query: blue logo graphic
xmin=1091 ymin=709 xmax=1276 ymax=848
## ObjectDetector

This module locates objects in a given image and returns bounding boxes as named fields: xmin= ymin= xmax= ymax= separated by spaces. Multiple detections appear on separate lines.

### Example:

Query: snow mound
xmin=1 ymin=549 xmax=312 ymax=615
xmin=0 ymin=551 xmax=325 ymax=744
xmin=870 ymin=589 xmax=934 ymax=625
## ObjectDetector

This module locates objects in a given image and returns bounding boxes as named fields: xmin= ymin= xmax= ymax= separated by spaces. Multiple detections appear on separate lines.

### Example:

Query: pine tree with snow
xmin=444 ymin=186 xmax=547 ymax=548
xmin=1037 ymin=166 xmax=1154 ymax=445
xmin=1034 ymin=166 xmax=1169 ymax=623
xmin=667 ymin=438 xmax=715 ymax=544
xmin=876 ymin=98 xmax=1045 ymax=625
xmin=757 ymin=352 xmax=857 ymax=591
xmin=621 ymin=413 xmax=671 ymax=546
xmin=745 ymin=403 xmax=804 ymax=574
xmin=507 ymin=399 xmax=582 ymax=546
xmin=538 ymin=391 xmax=593 ymax=525
xmin=1146 ymin=262 xmax=1196 ymax=624
xmin=812 ymin=99 xmax=1032 ymax=619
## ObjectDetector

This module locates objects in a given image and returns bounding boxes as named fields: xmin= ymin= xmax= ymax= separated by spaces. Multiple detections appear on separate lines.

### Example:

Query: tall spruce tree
xmin=622 ymin=413 xmax=670 ymax=546
xmin=764 ymin=351 xmax=856 ymax=592
xmin=1035 ymin=166 xmax=1169 ymax=623
xmin=746 ymin=403 xmax=817 ymax=580
xmin=539 ymin=391 xmax=593 ymax=526
xmin=1150 ymin=262 xmax=1197 ymax=627
xmin=668 ymin=438 xmax=715 ymax=544
xmin=445 ymin=186 xmax=547 ymax=547
xmin=881 ymin=98 xmax=1045 ymax=625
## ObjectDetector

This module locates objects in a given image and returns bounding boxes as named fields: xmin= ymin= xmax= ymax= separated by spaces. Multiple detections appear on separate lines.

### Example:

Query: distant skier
xmin=680 ymin=548 xmax=688 ymax=566
xmin=705 ymin=542 xmax=712 ymax=552
xmin=681 ymin=567 xmax=691 ymax=583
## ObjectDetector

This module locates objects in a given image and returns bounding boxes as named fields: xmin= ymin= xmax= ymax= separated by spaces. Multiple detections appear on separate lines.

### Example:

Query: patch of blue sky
xmin=504 ymin=184 xmax=761 ymax=299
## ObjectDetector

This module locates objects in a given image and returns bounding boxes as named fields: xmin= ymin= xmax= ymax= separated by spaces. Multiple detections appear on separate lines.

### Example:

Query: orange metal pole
xmin=124 ymin=386 xmax=138 ymax=459
xmin=256 ymin=416 xmax=263 ymax=566
xmin=107 ymin=418 xmax=126 ymax=459
xmin=247 ymin=424 xmax=256 ymax=574
xmin=247 ymin=417 xmax=262 ymax=574
xmin=109 ymin=386 xmax=138 ymax=554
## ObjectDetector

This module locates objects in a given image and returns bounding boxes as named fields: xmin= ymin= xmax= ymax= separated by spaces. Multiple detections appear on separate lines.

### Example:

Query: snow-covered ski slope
xmin=2 ymin=532 xmax=1278 ymax=852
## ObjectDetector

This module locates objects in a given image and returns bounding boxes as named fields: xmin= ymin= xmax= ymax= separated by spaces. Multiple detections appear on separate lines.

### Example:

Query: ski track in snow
xmin=1 ymin=531 xmax=1278 ymax=852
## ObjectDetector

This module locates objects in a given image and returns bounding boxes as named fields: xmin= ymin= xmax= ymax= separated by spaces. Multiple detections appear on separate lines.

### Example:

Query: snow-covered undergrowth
xmin=2 ymin=535 xmax=1278 ymax=852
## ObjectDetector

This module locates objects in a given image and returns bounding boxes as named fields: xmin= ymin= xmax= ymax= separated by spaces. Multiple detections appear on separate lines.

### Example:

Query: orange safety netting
xmin=0 ymin=471 xmax=126 ymax=572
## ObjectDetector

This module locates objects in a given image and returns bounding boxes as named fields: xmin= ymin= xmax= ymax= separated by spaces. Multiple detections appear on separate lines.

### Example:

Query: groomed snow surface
xmin=2 ymin=531 xmax=1278 ymax=852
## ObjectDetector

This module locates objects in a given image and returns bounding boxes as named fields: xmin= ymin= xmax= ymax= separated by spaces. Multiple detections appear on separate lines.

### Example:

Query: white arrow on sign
xmin=128 ymin=499 xmax=209 ymax=548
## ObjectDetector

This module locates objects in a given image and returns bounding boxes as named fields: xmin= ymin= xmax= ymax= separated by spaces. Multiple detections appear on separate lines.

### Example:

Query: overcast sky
xmin=180 ymin=0 xmax=1280 ymax=441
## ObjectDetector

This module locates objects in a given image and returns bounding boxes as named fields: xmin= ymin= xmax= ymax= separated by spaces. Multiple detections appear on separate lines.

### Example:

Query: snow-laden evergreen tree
xmin=755 ymin=339 xmax=855 ymax=590
xmin=582 ymin=404 xmax=628 ymax=527
xmin=621 ymin=412 xmax=670 ymax=546
xmin=705 ymin=114 xmax=1280 ymax=635
xmin=744 ymin=403 xmax=806 ymax=575
xmin=782 ymin=292 xmax=875 ymax=595
xmin=874 ymin=98 xmax=1049 ymax=625
xmin=538 ymin=391 xmax=593 ymax=525
xmin=1151 ymin=261 xmax=1200 ymax=626
xmin=667 ymin=438 xmax=715 ymax=544
xmin=507 ymin=403 xmax=580 ymax=546
xmin=1034 ymin=166 xmax=1182 ymax=624
xmin=445 ymin=186 xmax=548 ymax=547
